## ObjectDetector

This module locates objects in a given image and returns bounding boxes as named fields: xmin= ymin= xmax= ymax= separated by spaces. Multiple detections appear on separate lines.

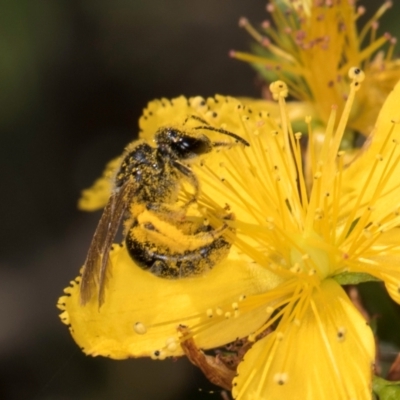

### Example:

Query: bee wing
xmin=80 ymin=179 xmax=137 ymax=306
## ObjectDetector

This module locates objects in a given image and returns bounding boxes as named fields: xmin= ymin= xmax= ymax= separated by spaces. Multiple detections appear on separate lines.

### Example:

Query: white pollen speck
xmin=225 ymin=312 xmax=231 ymax=319
xmin=216 ymin=307 xmax=223 ymax=316
xmin=166 ymin=339 xmax=178 ymax=352
xmin=274 ymin=372 xmax=288 ymax=385
xmin=266 ymin=306 xmax=274 ymax=314
xmin=206 ymin=308 xmax=213 ymax=318
xmin=232 ymin=302 xmax=239 ymax=310
xmin=234 ymin=310 xmax=240 ymax=318
xmin=134 ymin=322 xmax=147 ymax=335
xmin=248 ymin=333 xmax=256 ymax=342
xmin=239 ymin=295 xmax=246 ymax=301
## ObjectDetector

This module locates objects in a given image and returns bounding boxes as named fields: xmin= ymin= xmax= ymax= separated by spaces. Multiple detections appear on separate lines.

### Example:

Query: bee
xmin=79 ymin=118 xmax=249 ymax=306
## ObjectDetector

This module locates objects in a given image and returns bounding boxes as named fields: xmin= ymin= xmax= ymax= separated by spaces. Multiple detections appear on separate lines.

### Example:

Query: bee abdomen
xmin=126 ymin=224 xmax=231 ymax=278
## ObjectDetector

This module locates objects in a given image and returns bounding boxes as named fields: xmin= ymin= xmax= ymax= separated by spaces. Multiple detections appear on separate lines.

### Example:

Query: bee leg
xmin=145 ymin=202 xmax=187 ymax=222
xmin=172 ymin=160 xmax=199 ymax=208
xmin=148 ymin=259 xmax=174 ymax=277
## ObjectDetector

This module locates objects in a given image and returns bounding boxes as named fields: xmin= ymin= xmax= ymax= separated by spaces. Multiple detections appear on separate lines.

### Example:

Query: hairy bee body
xmin=115 ymin=141 xmax=180 ymax=204
xmin=80 ymin=123 xmax=249 ymax=306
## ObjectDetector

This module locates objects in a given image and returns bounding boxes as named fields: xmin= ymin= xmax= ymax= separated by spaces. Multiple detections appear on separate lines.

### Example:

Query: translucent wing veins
xmin=80 ymin=179 xmax=137 ymax=306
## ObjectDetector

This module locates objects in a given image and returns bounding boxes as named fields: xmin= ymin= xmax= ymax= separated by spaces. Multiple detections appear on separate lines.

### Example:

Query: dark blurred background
xmin=0 ymin=1 xmax=398 ymax=399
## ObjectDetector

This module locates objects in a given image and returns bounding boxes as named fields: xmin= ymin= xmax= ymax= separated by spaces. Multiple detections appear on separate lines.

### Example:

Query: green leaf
xmin=333 ymin=272 xmax=380 ymax=285
xmin=373 ymin=376 xmax=400 ymax=400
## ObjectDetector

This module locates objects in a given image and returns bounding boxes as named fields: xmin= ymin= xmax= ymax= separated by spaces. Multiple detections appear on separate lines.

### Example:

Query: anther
xmin=274 ymin=373 xmax=288 ymax=385
xmin=134 ymin=322 xmax=147 ymax=335
xmin=269 ymin=80 xmax=289 ymax=100
xmin=337 ymin=327 xmax=346 ymax=342
xmin=348 ymin=67 xmax=365 ymax=91
xmin=216 ymin=307 xmax=223 ymax=316
xmin=266 ymin=306 xmax=274 ymax=314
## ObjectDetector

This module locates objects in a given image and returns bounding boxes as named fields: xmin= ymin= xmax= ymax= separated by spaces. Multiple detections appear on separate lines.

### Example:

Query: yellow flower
xmin=233 ymin=0 xmax=400 ymax=136
xmin=59 ymin=70 xmax=400 ymax=399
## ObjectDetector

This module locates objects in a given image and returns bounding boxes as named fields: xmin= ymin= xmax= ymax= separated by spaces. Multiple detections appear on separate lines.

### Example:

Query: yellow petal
xmin=339 ymin=78 xmax=400 ymax=226
xmin=139 ymin=96 xmax=208 ymax=140
xmin=78 ymin=157 xmax=121 ymax=211
xmin=232 ymin=280 xmax=374 ymax=400
xmin=58 ymin=245 xmax=282 ymax=360
xmin=364 ymin=228 xmax=400 ymax=304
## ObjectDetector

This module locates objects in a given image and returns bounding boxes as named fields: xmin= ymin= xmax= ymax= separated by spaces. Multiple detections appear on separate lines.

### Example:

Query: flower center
xmin=289 ymin=230 xmax=336 ymax=280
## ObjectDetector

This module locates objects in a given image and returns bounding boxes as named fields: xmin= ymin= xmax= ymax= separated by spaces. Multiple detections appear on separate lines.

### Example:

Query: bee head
xmin=155 ymin=128 xmax=213 ymax=160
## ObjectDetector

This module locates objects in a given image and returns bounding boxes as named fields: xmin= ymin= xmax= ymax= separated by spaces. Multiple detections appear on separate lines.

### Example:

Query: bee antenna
xmin=185 ymin=115 xmax=210 ymax=126
xmin=194 ymin=125 xmax=250 ymax=147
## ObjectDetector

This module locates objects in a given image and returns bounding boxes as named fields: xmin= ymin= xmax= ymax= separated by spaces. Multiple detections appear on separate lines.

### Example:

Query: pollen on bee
xmin=133 ymin=322 xmax=147 ymax=335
